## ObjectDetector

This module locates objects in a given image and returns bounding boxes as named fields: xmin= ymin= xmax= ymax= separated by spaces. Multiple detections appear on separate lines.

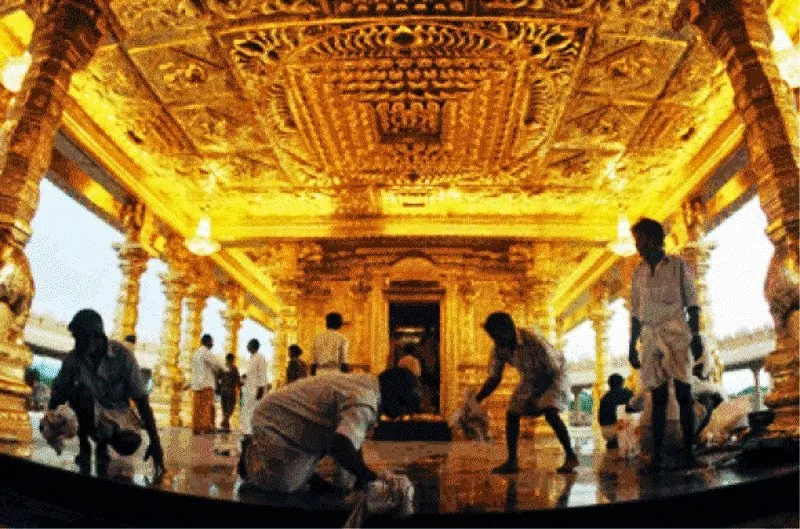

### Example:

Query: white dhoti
xmin=639 ymin=318 xmax=693 ymax=390
xmin=240 ymin=390 xmax=259 ymax=435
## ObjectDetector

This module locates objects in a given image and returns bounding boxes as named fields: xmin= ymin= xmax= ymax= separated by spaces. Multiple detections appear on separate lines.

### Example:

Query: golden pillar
xmin=151 ymin=239 xmax=189 ymax=427
xmin=177 ymin=269 xmax=214 ymax=427
xmin=272 ymin=280 xmax=299 ymax=388
xmin=675 ymin=0 xmax=800 ymax=441
xmin=221 ymin=284 xmax=244 ymax=427
xmin=681 ymin=198 xmax=724 ymax=383
xmin=589 ymin=282 xmax=612 ymax=436
xmin=110 ymin=241 xmax=149 ymax=341
xmin=0 ymin=0 xmax=102 ymax=456
xmin=618 ymin=256 xmax=640 ymax=394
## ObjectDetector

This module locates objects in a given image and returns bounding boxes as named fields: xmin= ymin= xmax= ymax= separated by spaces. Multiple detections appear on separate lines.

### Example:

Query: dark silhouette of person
xmin=286 ymin=344 xmax=309 ymax=383
xmin=598 ymin=373 xmax=634 ymax=449
xmin=217 ymin=353 xmax=241 ymax=432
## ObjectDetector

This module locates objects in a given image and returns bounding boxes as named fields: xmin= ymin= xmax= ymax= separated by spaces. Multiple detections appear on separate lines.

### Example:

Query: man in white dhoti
xmin=475 ymin=312 xmax=578 ymax=474
xmin=241 ymin=338 xmax=269 ymax=437
xmin=628 ymin=218 xmax=704 ymax=473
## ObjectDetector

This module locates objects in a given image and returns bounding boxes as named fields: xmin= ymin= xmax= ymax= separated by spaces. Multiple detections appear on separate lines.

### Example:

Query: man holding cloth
xmin=628 ymin=218 xmax=704 ymax=472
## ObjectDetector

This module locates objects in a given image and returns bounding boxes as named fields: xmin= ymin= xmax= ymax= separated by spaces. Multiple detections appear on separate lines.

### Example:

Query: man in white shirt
xmin=311 ymin=312 xmax=349 ymax=376
xmin=191 ymin=334 xmax=225 ymax=434
xmin=241 ymin=338 xmax=268 ymax=436
xmin=239 ymin=367 xmax=421 ymax=494
xmin=628 ymin=218 xmax=704 ymax=472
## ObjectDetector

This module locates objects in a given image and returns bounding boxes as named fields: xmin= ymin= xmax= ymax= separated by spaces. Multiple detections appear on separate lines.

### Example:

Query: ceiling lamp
xmin=1 ymin=50 xmax=31 ymax=93
xmin=770 ymin=19 xmax=800 ymax=88
xmin=185 ymin=212 xmax=220 ymax=256
xmin=609 ymin=214 xmax=637 ymax=257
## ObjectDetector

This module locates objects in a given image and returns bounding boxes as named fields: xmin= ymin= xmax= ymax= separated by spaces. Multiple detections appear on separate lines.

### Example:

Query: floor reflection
xmin=23 ymin=421 xmax=800 ymax=516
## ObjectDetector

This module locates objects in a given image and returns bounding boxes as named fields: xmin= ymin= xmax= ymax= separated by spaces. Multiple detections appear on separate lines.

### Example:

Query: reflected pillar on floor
xmin=0 ymin=0 xmax=102 ymax=456
xmin=675 ymin=0 xmax=799 ymax=442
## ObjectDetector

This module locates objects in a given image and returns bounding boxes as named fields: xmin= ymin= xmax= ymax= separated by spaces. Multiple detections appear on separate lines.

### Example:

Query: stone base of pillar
xmin=148 ymin=386 xmax=173 ymax=429
xmin=179 ymin=394 xmax=193 ymax=429
xmin=763 ymin=313 xmax=800 ymax=441
xmin=0 ymin=342 xmax=32 ymax=457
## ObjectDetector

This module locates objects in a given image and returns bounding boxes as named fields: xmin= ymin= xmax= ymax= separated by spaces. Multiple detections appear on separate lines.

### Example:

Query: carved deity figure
xmin=0 ymin=231 xmax=34 ymax=346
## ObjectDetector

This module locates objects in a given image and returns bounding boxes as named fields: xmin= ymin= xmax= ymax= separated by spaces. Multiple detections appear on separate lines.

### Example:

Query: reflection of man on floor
xmin=598 ymin=373 xmax=634 ymax=449
xmin=191 ymin=334 xmax=225 ymax=434
xmin=239 ymin=367 xmax=420 ymax=493
xmin=46 ymin=309 xmax=164 ymax=478
xmin=475 ymin=312 xmax=578 ymax=474
xmin=628 ymin=218 xmax=704 ymax=472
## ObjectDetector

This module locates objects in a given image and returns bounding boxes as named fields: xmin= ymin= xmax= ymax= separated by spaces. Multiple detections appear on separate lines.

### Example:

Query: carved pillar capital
xmin=110 ymin=240 xmax=149 ymax=341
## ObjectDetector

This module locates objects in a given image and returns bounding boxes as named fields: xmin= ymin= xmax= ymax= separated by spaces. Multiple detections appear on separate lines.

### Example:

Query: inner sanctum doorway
xmin=388 ymin=301 xmax=441 ymax=414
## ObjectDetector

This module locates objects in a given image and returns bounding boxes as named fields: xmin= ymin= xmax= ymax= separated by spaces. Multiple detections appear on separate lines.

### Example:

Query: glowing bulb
xmin=2 ymin=51 xmax=31 ymax=93
xmin=185 ymin=215 xmax=220 ymax=256
xmin=609 ymin=214 xmax=637 ymax=256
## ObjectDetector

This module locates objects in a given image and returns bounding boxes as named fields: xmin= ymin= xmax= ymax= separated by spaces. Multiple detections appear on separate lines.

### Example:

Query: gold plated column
xmin=589 ymin=282 xmax=612 ymax=436
xmin=177 ymin=267 xmax=214 ymax=427
xmin=110 ymin=240 xmax=149 ymax=341
xmin=0 ymin=0 xmax=102 ymax=456
xmin=675 ymin=0 xmax=800 ymax=440
xmin=272 ymin=280 xmax=299 ymax=388
xmin=151 ymin=238 xmax=189 ymax=427
xmin=681 ymin=198 xmax=724 ymax=383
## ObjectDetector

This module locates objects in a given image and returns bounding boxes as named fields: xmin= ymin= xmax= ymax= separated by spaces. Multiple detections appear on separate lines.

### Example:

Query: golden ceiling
xmin=2 ymin=0 xmax=757 ymax=313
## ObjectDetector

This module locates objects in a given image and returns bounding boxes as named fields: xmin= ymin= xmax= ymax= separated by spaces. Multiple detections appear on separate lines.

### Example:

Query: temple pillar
xmin=110 ymin=240 xmax=149 ymax=342
xmin=589 ymin=282 xmax=612 ymax=436
xmin=348 ymin=274 xmax=371 ymax=371
xmin=272 ymin=281 xmax=299 ymax=388
xmin=177 ymin=267 xmax=214 ymax=427
xmin=442 ymin=273 xmax=461 ymax=417
xmin=619 ymin=256 xmax=640 ymax=394
xmin=751 ymin=363 xmax=763 ymax=412
xmin=675 ymin=0 xmax=800 ymax=442
xmin=150 ymin=238 xmax=189 ymax=427
xmin=0 ymin=0 xmax=102 ymax=456
xmin=681 ymin=198 xmax=724 ymax=383
xmin=221 ymin=284 xmax=244 ymax=428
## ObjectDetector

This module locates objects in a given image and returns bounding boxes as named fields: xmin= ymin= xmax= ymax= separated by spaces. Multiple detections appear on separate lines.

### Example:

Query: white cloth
xmin=312 ymin=329 xmax=349 ymax=372
xmin=449 ymin=390 xmax=491 ymax=442
xmin=190 ymin=346 xmax=224 ymax=391
xmin=241 ymin=353 xmax=269 ymax=435
xmin=631 ymin=255 xmax=698 ymax=326
xmin=639 ymin=318 xmax=693 ymax=389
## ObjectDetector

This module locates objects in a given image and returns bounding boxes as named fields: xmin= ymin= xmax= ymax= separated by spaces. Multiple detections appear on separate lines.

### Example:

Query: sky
xmin=27 ymin=178 xmax=774 ymax=393
xmin=27 ymin=178 xmax=275 ymax=369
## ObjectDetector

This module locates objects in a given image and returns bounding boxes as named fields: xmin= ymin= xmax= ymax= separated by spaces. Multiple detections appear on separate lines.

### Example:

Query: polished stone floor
xmin=22 ymin=412 xmax=798 ymax=519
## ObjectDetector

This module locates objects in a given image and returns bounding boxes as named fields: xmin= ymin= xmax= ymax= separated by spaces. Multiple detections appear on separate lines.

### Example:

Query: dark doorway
xmin=389 ymin=302 xmax=440 ymax=414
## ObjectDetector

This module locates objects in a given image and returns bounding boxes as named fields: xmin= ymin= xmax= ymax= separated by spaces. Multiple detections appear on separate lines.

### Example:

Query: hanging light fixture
xmin=185 ymin=209 xmax=220 ymax=256
xmin=186 ymin=165 xmax=221 ymax=256
xmin=1 ymin=50 xmax=31 ymax=93
xmin=609 ymin=213 xmax=637 ymax=256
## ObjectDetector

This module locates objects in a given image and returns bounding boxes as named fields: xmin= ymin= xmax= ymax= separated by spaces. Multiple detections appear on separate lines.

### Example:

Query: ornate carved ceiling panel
xmin=56 ymin=0 xmax=735 ymax=264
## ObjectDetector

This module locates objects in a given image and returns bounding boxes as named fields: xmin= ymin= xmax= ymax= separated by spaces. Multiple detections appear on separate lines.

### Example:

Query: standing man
xmin=241 ymin=338 xmax=268 ymax=437
xmin=45 ymin=309 xmax=164 ymax=478
xmin=311 ymin=312 xmax=349 ymax=376
xmin=475 ymin=312 xmax=578 ymax=474
xmin=628 ymin=218 xmax=704 ymax=472
xmin=218 ymin=354 xmax=241 ymax=432
xmin=191 ymin=334 xmax=225 ymax=434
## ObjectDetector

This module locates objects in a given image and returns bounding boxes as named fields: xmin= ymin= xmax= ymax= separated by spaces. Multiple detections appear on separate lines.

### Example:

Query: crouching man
xmin=239 ymin=367 xmax=420 ymax=494
xmin=45 ymin=309 xmax=165 ymax=478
